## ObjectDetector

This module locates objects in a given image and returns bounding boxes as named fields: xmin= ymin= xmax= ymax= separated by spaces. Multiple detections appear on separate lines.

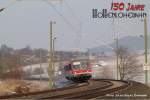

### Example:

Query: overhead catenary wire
xmin=43 ymin=0 xmax=83 ymax=50
xmin=63 ymin=0 xmax=83 ymax=49
xmin=0 ymin=0 xmax=18 ymax=11
xmin=63 ymin=0 xmax=82 ymax=33
xmin=1 ymin=0 xmax=83 ymax=50
xmin=63 ymin=0 xmax=81 ymax=26
xmin=43 ymin=0 xmax=79 ymax=34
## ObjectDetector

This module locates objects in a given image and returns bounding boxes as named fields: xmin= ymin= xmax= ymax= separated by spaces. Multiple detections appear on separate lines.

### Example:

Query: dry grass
xmin=0 ymin=79 xmax=41 ymax=96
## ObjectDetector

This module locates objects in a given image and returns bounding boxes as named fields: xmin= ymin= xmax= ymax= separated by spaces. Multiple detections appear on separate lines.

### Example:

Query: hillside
xmin=90 ymin=35 xmax=149 ymax=53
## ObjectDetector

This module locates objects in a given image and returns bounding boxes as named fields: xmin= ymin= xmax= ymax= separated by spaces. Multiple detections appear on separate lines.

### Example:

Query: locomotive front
xmin=64 ymin=60 xmax=92 ymax=82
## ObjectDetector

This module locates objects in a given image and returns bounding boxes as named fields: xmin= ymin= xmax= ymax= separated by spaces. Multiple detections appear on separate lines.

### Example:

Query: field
xmin=0 ymin=79 xmax=48 ymax=96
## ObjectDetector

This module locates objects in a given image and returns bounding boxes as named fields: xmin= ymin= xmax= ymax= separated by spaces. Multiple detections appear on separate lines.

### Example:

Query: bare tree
xmin=115 ymin=46 xmax=143 ymax=80
xmin=0 ymin=54 xmax=24 ymax=79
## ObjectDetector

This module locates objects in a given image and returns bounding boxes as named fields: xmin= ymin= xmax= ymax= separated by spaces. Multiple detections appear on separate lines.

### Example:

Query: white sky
xmin=0 ymin=0 xmax=149 ymax=51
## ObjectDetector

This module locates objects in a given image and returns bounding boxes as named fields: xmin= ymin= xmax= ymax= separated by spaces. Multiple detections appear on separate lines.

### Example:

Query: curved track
xmin=0 ymin=79 xmax=130 ymax=99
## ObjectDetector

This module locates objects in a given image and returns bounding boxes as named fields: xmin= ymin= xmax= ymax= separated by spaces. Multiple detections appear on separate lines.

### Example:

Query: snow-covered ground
xmin=91 ymin=56 xmax=148 ymax=84
xmin=22 ymin=55 xmax=150 ymax=84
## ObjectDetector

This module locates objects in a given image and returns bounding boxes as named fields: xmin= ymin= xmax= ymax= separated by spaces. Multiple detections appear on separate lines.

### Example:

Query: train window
xmin=71 ymin=61 xmax=89 ymax=70
xmin=72 ymin=64 xmax=81 ymax=69
xmin=81 ymin=62 xmax=88 ymax=69
xmin=64 ymin=64 xmax=72 ymax=70
xmin=72 ymin=62 xmax=80 ymax=69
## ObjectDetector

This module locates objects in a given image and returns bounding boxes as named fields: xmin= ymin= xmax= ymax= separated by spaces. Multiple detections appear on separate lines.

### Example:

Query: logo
xmin=92 ymin=2 xmax=147 ymax=19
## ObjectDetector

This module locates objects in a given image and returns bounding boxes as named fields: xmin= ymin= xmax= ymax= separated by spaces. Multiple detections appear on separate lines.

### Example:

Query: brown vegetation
xmin=0 ymin=79 xmax=42 ymax=96
xmin=115 ymin=46 xmax=143 ymax=80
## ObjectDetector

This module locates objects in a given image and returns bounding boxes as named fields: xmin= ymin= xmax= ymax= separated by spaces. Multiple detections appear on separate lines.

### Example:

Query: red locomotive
xmin=64 ymin=60 xmax=92 ymax=82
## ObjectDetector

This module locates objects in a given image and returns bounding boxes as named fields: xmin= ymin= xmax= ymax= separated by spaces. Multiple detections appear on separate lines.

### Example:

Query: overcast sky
xmin=0 ymin=0 xmax=149 ymax=51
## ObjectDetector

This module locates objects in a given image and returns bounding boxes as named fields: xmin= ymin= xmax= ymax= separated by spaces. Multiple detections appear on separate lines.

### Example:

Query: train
xmin=64 ymin=60 xmax=92 ymax=82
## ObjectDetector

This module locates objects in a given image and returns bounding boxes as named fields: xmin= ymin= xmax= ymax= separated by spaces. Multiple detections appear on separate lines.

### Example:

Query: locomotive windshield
xmin=72 ymin=61 xmax=88 ymax=70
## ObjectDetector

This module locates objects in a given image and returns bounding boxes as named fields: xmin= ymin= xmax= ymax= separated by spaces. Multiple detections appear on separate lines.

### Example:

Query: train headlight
xmin=58 ymin=71 xmax=62 ymax=75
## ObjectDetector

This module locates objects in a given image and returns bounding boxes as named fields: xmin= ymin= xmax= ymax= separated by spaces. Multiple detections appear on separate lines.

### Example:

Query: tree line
xmin=0 ymin=45 xmax=48 ymax=79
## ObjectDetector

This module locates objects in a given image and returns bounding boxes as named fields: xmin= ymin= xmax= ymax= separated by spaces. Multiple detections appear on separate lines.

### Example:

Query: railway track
xmin=41 ymin=80 xmax=130 ymax=99
xmin=0 ymin=79 xmax=130 ymax=99
xmin=0 ymin=81 xmax=89 ymax=99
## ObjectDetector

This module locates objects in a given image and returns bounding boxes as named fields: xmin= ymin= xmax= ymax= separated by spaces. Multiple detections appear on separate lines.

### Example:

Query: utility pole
xmin=48 ymin=21 xmax=55 ymax=88
xmin=115 ymin=38 xmax=119 ymax=80
xmin=87 ymin=48 xmax=90 ymax=60
xmin=39 ymin=49 xmax=42 ymax=84
xmin=52 ymin=37 xmax=56 ymax=78
xmin=144 ymin=16 xmax=148 ymax=84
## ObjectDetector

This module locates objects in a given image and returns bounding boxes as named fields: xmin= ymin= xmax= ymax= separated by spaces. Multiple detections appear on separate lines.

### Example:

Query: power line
xmin=63 ymin=0 xmax=83 ymax=49
xmin=1 ymin=0 xmax=18 ymax=10
xmin=63 ymin=0 xmax=80 ymax=25
xmin=43 ymin=0 xmax=83 ymax=49
xmin=43 ymin=0 xmax=79 ymax=33
xmin=6 ymin=0 xmax=83 ymax=50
